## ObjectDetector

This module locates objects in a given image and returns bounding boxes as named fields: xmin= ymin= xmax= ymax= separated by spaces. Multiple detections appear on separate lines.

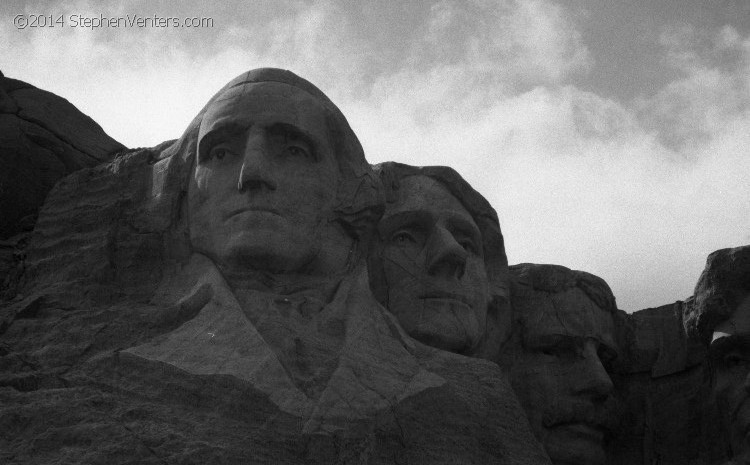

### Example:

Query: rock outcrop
xmin=607 ymin=301 xmax=717 ymax=465
xmin=0 ymin=74 xmax=125 ymax=299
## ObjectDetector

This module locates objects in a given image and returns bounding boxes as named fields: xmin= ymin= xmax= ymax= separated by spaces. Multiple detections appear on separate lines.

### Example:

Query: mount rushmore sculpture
xmin=1 ymin=68 xmax=748 ymax=465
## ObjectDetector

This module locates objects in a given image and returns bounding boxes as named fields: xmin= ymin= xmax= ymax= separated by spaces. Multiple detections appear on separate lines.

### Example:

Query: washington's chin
xmin=544 ymin=424 xmax=606 ymax=465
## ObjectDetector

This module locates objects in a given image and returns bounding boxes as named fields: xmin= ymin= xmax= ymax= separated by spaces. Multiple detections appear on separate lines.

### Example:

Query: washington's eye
xmin=286 ymin=144 xmax=312 ymax=159
xmin=210 ymin=146 xmax=233 ymax=160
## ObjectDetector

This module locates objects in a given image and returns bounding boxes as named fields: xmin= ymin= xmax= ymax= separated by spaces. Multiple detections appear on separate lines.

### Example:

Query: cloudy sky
xmin=2 ymin=0 xmax=749 ymax=311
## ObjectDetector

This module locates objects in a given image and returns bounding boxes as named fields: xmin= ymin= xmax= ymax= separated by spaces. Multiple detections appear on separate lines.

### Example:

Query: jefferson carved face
xmin=506 ymin=286 xmax=617 ymax=465
xmin=188 ymin=81 xmax=345 ymax=275
xmin=376 ymin=175 xmax=489 ymax=353
xmin=709 ymin=294 xmax=750 ymax=461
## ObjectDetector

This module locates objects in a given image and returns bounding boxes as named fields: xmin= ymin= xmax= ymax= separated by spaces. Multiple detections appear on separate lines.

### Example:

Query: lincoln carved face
xmin=502 ymin=265 xmax=617 ymax=465
xmin=709 ymin=294 xmax=750 ymax=461
xmin=376 ymin=175 xmax=490 ymax=354
xmin=188 ymin=81 xmax=349 ymax=275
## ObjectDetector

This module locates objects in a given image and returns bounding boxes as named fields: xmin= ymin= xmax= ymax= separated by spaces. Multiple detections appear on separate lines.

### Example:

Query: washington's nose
xmin=575 ymin=343 xmax=614 ymax=400
xmin=238 ymin=128 xmax=277 ymax=192
xmin=426 ymin=227 xmax=467 ymax=280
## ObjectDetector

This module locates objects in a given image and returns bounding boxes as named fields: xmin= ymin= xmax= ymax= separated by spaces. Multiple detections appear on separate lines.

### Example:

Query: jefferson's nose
xmin=238 ymin=128 xmax=277 ymax=192
xmin=426 ymin=227 xmax=467 ymax=280
xmin=574 ymin=342 xmax=614 ymax=400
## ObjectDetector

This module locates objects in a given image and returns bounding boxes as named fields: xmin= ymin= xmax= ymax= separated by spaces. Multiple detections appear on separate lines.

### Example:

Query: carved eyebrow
xmin=266 ymin=123 xmax=320 ymax=161
xmin=377 ymin=211 xmax=431 ymax=237
xmin=198 ymin=123 xmax=246 ymax=162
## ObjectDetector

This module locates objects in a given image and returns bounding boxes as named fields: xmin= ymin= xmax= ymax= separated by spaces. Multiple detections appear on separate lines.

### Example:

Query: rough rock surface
xmin=0 ymin=147 xmax=549 ymax=464
xmin=0 ymin=70 xmax=549 ymax=464
xmin=0 ymin=75 xmax=124 ymax=300
xmin=3 ymin=69 xmax=749 ymax=465
xmin=606 ymin=301 xmax=719 ymax=465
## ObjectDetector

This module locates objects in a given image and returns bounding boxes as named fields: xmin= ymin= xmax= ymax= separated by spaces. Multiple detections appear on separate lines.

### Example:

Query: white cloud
xmin=637 ymin=24 xmax=750 ymax=152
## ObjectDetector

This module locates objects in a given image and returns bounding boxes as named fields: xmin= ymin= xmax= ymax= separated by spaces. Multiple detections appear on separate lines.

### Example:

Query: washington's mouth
xmin=419 ymin=292 xmax=472 ymax=306
xmin=225 ymin=207 xmax=280 ymax=220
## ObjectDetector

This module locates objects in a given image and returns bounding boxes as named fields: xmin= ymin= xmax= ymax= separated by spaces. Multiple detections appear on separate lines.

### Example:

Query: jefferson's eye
xmin=539 ymin=339 xmax=576 ymax=359
xmin=391 ymin=231 xmax=416 ymax=245
xmin=458 ymin=239 xmax=478 ymax=254
xmin=542 ymin=347 xmax=563 ymax=357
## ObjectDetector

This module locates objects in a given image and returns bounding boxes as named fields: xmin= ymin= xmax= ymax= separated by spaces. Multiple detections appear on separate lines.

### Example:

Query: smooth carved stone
xmin=0 ymin=76 xmax=125 ymax=241
xmin=498 ymin=263 xmax=619 ymax=465
xmin=369 ymin=162 xmax=511 ymax=358
xmin=0 ymin=69 xmax=550 ymax=464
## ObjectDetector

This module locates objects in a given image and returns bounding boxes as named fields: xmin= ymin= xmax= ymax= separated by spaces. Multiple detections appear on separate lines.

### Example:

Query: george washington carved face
xmin=188 ymin=81 xmax=350 ymax=276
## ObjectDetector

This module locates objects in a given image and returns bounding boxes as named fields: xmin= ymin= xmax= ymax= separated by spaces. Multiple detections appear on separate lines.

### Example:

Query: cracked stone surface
xmin=0 ymin=75 xmax=125 ymax=241
xmin=3 ymin=68 xmax=747 ymax=465
xmin=0 ymin=70 xmax=550 ymax=464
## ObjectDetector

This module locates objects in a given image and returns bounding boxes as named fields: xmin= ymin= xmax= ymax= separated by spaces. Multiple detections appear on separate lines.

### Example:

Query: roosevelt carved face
xmin=507 ymin=287 xmax=617 ymax=465
xmin=709 ymin=294 xmax=750 ymax=461
xmin=188 ymin=81 xmax=350 ymax=276
xmin=376 ymin=175 xmax=490 ymax=354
